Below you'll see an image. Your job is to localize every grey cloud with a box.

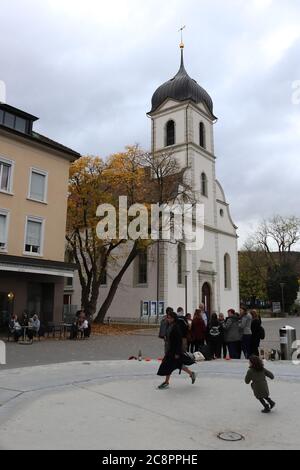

[0,0,300,246]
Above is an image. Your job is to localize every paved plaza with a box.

[1,317,300,370]
[0,359,299,450]
[0,317,299,450]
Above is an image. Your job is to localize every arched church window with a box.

[199,122,206,148]
[166,120,175,147]
[224,253,231,289]
[138,250,148,285]
[201,172,208,197]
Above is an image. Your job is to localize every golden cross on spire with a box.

[178,25,186,49]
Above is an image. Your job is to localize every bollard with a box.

[280,326,297,360]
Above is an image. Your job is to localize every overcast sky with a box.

[1,0,300,247]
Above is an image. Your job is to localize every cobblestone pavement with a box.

[1,317,299,370]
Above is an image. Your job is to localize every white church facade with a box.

[71,46,240,320]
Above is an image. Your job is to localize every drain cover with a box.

[82,362,91,365]
[218,432,244,442]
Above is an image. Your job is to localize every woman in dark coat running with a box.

[245,355,275,413]
[157,311,196,389]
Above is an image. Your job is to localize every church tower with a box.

[147,43,217,228]
[147,42,239,315]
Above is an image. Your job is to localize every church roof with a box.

[149,49,216,119]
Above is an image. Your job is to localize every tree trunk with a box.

[94,242,139,323]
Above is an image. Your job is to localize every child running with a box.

[245,355,276,413]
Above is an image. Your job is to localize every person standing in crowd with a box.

[185,313,193,352]
[251,309,262,356]
[157,310,196,389]
[240,307,253,359]
[191,309,206,352]
[218,313,227,359]
[245,355,275,413]
[198,303,208,327]
[159,307,173,354]
[207,313,222,359]
[224,309,242,359]
[176,307,189,352]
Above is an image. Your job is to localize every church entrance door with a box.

[202,282,211,316]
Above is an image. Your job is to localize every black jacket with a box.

[251,318,262,341]
[167,323,183,357]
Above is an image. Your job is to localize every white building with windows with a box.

[71,45,240,320]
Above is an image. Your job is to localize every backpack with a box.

[209,326,220,337]
[259,326,265,340]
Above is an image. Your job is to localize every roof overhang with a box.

[0,255,77,278]
[147,97,217,122]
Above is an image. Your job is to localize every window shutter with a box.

[26,220,42,247]
[0,214,6,244]
[30,172,45,201]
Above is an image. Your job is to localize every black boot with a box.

[260,398,270,413]
[267,398,276,409]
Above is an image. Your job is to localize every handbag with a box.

[193,351,205,362]
[259,326,265,340]
[181,352,196,366]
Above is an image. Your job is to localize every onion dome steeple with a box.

[149,44,216,119]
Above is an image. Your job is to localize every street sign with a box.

[272,302,281,314]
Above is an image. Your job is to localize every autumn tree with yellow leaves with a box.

[66,145,193,323]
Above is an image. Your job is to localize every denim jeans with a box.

[242,334,252,359]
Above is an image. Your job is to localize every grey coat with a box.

[240,313,252,336]
[245,367,274,399]
[224,316,242,342]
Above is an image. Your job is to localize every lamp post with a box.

[7,292,14,317]
[280,283,286,317]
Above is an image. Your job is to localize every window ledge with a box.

[0,190,14,196]
[23,251,43,258]
[165,144,176,149]
[27,197,48,205]
[135,283,148,288]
